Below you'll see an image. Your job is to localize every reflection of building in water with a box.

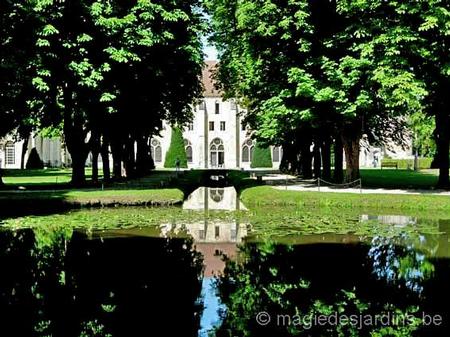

[164,186,248,276]
[161,187,247,277]
[161,221,248,277]
[360,215,417,226]
[183,186,247,211]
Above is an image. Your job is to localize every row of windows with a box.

[198,100,238,114]
[150,138,282,165]
[186,121,247,132]
[208,121,226,131]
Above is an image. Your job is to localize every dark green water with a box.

[0,225,448,337]
[0,187,449,336]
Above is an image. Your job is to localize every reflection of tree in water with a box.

[368,234,437,294]
[214,239,447,337]
[0,227,204,337]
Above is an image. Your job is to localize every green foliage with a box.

[164,128,188,168]
[26,148,44,170]
[409,111,436,157]
[250,142,273,168]
[381,158,433,170]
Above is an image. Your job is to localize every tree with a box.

[0,1,37,187]
[28,0,204,185]
[164,128,188,168]
[207,0,429,182]
[336,0,449,187]
[250,142,272,168]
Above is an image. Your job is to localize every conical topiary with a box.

[250,142,273,168]
[26,147,44,169]
[164,127,188,168]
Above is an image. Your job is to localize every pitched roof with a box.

[202,60,221,97]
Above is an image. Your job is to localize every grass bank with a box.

[0,188,183,217]
[360,169,440,189]
[241,186,450,212]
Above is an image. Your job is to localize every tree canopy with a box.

[207,0,449,185]
[0,0,205,185]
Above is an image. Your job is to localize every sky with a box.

[202,34,218,60]
[204,44,218,60]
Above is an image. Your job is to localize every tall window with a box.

[241,122,246,131]
[5,142,15,165]
[184,139,193,163]
[273,146,282,162]
[242,139,255,163]
[209,121,215,131]
[210,138,225,167]
[151,139,162,163]
[198,100,206,111]
[215,101,220,114]
[230,100,237,111]
[220,121,226,131]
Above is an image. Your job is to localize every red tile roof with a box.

[202,60,221,97]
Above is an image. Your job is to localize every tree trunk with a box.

[91,152,99,183]
[90,133,101,183]
[341,133,361,182]
[21,134,30,169]
[334,137,344,183]
[111,141,122,180]
[63,86,87,186]
[436,112,450,188]
[136,135,153,176]
[313,142,321,178]
[321,138,332,180]
[300,141,313,179]
[124,137,136,179]
[71,152,87,186]
[101,139,111,182]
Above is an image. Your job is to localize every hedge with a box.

[381,157,433,170]
[164,127,188,168]
[250,142,273,168]
[26,148,44,169]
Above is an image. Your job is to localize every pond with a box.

[0,187,448,336]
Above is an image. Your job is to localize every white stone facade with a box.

[151,98,282,170]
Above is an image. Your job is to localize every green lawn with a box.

[0,188,184,217]
[3,168,73,186]
[360,169,440,189]
[2,168,180,190]
[241,185,450,212]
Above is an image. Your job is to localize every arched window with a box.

[184,139,193,163]
[151,139,162,163]
[210,138,224,167]
[242,139,255,163]
[5,142,15,165]
[273,146,282,162]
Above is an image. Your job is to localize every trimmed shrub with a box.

[251,142,273,168]
[164,127,188,168]
[26,148,44,169]
[381,157,433,170]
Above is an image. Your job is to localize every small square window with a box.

[187,122,194,131]
[209,121,215,131]
[241,122,246,131]
[198,101,206,111]
[231,101,237,111]
[220,121,226,131]
[215,102,220,114]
